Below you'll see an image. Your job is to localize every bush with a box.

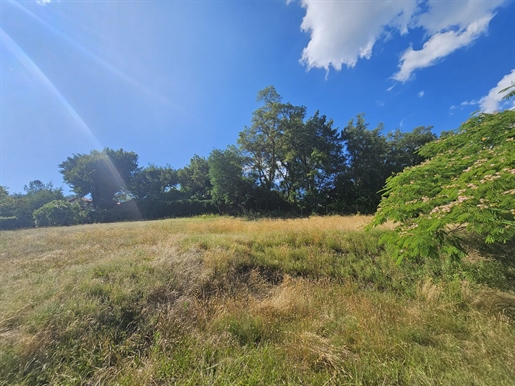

[0,216,18,231]
[33,200,85,227]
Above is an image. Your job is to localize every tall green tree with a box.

[59,148,139,209]
[178,155,212,200]
[282,111,344,211]
[208,147,252,213]
[386,126,436,174]
[238,86,306,193]
[337,114,389,214]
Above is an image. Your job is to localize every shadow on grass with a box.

[461,236,515,293]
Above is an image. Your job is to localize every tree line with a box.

[0,86,436,229]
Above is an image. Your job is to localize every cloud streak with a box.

[393,15,492,82]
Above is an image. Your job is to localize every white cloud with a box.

[295,0,417,71]
[36,0,53,5]
[415,0,505,34]
[478,69,515,113]
[291,0,508,81]
[418,91,425,98]
[393,15,492,82]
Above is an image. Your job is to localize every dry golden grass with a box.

[184,214,387,235]
[1,215,514,385]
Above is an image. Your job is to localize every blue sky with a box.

[1,0,514,194]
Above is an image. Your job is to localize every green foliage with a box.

[282,111,344,211]
[500,82,515,101]
[0,216,18,230]
[338,114,389,214]
[209,147,252,213]
[238,86,345,212]
[59,148,139,209]
[130,164,178,200]
[33,200,86,227]
[238,86,304,193]
[333,116,435,215]
[0,181,64,229]
[0,186,8,199]
[373,111,515,261]
[177,155,212,200]
[386,126,436,173]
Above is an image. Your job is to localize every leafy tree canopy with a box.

[372,111,515,261]
[177,155,212,200]
[59,148,138,209]
[500,83,515,101]
[0,186,9,199]
[0,181,63,229]
[131,164,177,200]
[209,147,251,213]
[238,86,307,193]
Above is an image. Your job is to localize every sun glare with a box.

[1,23,140,217]
[8,0,174,107]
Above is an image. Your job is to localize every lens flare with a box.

[1,27,100,148]
[8,0,173,107]
[1,27,140,217]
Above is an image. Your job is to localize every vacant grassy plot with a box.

[1,216,514,385]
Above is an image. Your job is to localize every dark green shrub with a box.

[0,216,18,230]
[33,200,85,227]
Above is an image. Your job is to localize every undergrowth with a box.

[0,216,513,385]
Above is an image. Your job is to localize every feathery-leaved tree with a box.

[372,111,515,261]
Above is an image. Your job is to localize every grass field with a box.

[1,215,514,385]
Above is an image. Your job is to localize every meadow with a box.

[0,216,514,385]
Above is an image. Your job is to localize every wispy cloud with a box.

[393,15,492,82]
[36,0,54,5]
[418,91,425,98]
[291,0,507,81]
[450,100,479,110]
